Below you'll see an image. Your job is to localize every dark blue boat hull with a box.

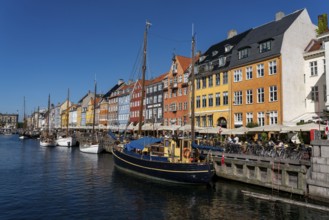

[112,149,215,184]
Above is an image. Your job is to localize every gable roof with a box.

[103,81,124,98]
[230,9,304,68]
[176,55,192,72]
[197,29,252,70]
[148,72,168,86]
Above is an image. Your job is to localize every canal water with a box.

[0,135,328,220]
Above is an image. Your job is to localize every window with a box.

[158,108,162,118]
[324,59,326,73]
[218,57,226,66]
[208,115,213,127]
[234,91,242,105]
[196,117,200,127]
[238,48,248,59]
[183,102,188,110]
[208,94,213,107]
[223,92,228,105]
[269,60,277,75]
[269,111,278,125]
[311,86,319,101]
[324,85,327,102]
[196,79,201,89]
[223,72,228,84]
[158,84,162,90]
[257,112,265,126]
[257,88,264,103]
[183,88,187,95]
[246,89,253,104]
[196,96,201,108]
[246,112,253,124]
[310,61,318,76]
[208,76,213,87]
[234,113,243,125]
[178,103,182,111]
[225,45,232,52]
[259,40,271,53]
[202,116,207,127]
[158,94,162,102]
[215,93,220,106]
[269,86,277,102]
[257,64,264,77]
[234,69,242,82]
[178,75,182,83]
[178,88,182,96]
[202,95,207,107]
[246,66,252,80]
[215,73,220,85]
[202,77,207,88]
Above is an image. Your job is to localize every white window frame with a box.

[257,64,264,78]
[269,85,278,102]
[246,89,253,104]
[257,87,265,103]
[246,66,252,80]
[269,60,277,75]
[234,69,242,82]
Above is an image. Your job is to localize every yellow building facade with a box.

[194,71,230,128]
[230,57,282,128]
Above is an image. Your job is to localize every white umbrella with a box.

[222,126,249,135]
[282,123,326,132]
[199,126,227,134]
[248,124,288,132]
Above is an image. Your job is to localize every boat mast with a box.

[23,96,26,130]
[138,20,151,137]
[47,94,50,133]
[191,33,196,144]
[66,88,69,137]
[92,80,97,139]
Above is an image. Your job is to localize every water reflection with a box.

[1,135,329,219]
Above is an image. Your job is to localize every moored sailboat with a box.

[40,94,56,147]
[56,89,77,147]
[112,21,215,184]
[79,80,103,154]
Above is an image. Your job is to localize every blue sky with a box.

[0,0,328,120]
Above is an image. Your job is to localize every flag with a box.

[221,153,225,165]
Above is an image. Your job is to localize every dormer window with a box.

[259,40,272,53]
[212,50,218,57]
[199,56,206,62]
[218,56,226,67]
[172,63,177,72]
[238,48,249,60]
[225,44,233,52]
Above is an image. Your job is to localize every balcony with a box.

[163,84,169,91]
[172,68,177,75]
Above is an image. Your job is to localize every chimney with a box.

[275,11,285,21]
[118,79,124,85]
[227,29,237,39]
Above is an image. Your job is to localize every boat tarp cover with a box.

[125,137,163,151]
[108,130,117,141]
[192,142,223,152]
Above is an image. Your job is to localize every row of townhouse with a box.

[26,9,329,131]
[193,9,329,129]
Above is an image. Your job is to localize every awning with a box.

[125,137,163,151]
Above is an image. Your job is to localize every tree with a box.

[316,14,328,35]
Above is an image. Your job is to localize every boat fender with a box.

[183,148,191,158]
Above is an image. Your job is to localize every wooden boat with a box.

[112,137,215,184]
[40,94,56,147]
[112,21,214,184]
[79,81,103,154]
[56,89,76,147]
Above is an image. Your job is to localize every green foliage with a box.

[261,132,268,142]
[246,122,258,128]
[316,14,328,35]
